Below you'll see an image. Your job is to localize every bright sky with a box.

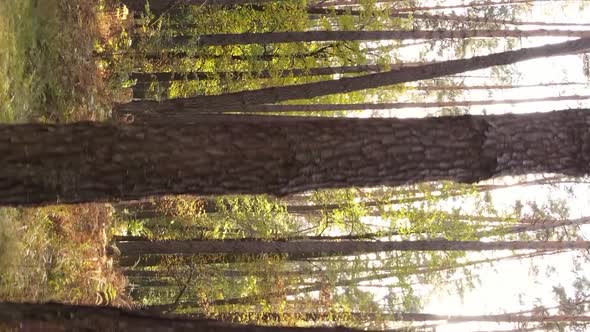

[361,1,590,331]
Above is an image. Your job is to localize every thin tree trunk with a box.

[385,0,553,13]
[491,216,590,236]
[307,7,590,28]
[130,63,421,83]
[136,43,335,62]
[202,311,385,323]
[116,37,590,117]
[118,255,169,268]
[207,249,560,279]
[117,248,349,268]
[115,177,563,219]
[123,269,162,278]
[130,279,176,287]
[203,311,590,324]
[285,176,568,215]
[0,302,369,332]
[153,249,564,311]
[168,29,590,47]
[120,0,277,13]
[116,239,590,256]
[162,271,400,309]
[139,51,283,62]
[4,107,590,205]
[411,82,589,91]
[218,95,590,113]
[472,327,541,332]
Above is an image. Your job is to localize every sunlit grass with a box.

[0,0,109,123]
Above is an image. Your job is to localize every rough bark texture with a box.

[116,38,590,116]
[0,302,367,332]
[3,109,590,205]
[170,29,590,46]
[116,239,590,256]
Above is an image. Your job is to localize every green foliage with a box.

[120,0,407,110]
[213,196,296,239]
[309,188,372,235]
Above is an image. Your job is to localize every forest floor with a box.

[0,0,131,306]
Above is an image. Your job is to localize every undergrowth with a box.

[0,0,130,306]
[0,205,128,306]
[0,0,110,123]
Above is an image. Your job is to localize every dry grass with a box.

[42,204,131,306]
[0,204,131,307]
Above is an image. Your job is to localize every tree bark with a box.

[120,0,277,13]
[307,8,590,28]
[150,249,564,311]
[130,63,420,83]
[411,82,588,91]
[114,177,562,218]
[154,271,399,310]
[491,217,590,236]
[168,29,590,47]
[116,37,590,116]
[204,311,590,324]
[0,302,369,332]
[117,248,346,268]
[116,239,590,256]
[136,43,336,62]
[212,95,590,113]
[386,0,553,13]
[3,109,590,205]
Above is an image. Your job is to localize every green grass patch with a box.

[0,0,108,123]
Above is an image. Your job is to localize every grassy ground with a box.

[0,205,128,305]
[0,0,130,306]
[0,0,114,123]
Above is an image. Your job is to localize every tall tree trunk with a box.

[130,63,421,83]
[116,239,590,256]
[168,29,590,47]
[116,38,590,117]
[120,0,277,13]
[212,95,590,114]
[386,0,553,13]
[204,311,590,324]
[117,247,347,268]
[136,43,335,62]
[0,302,367,332]
[123,269,162,278]
[307,8,590,28]
[156,271,400,310]
[491,217,590,236]
[115,177,563,219]
[3,108,590,205]
[411,82,589,91]
[151,249,564,311]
